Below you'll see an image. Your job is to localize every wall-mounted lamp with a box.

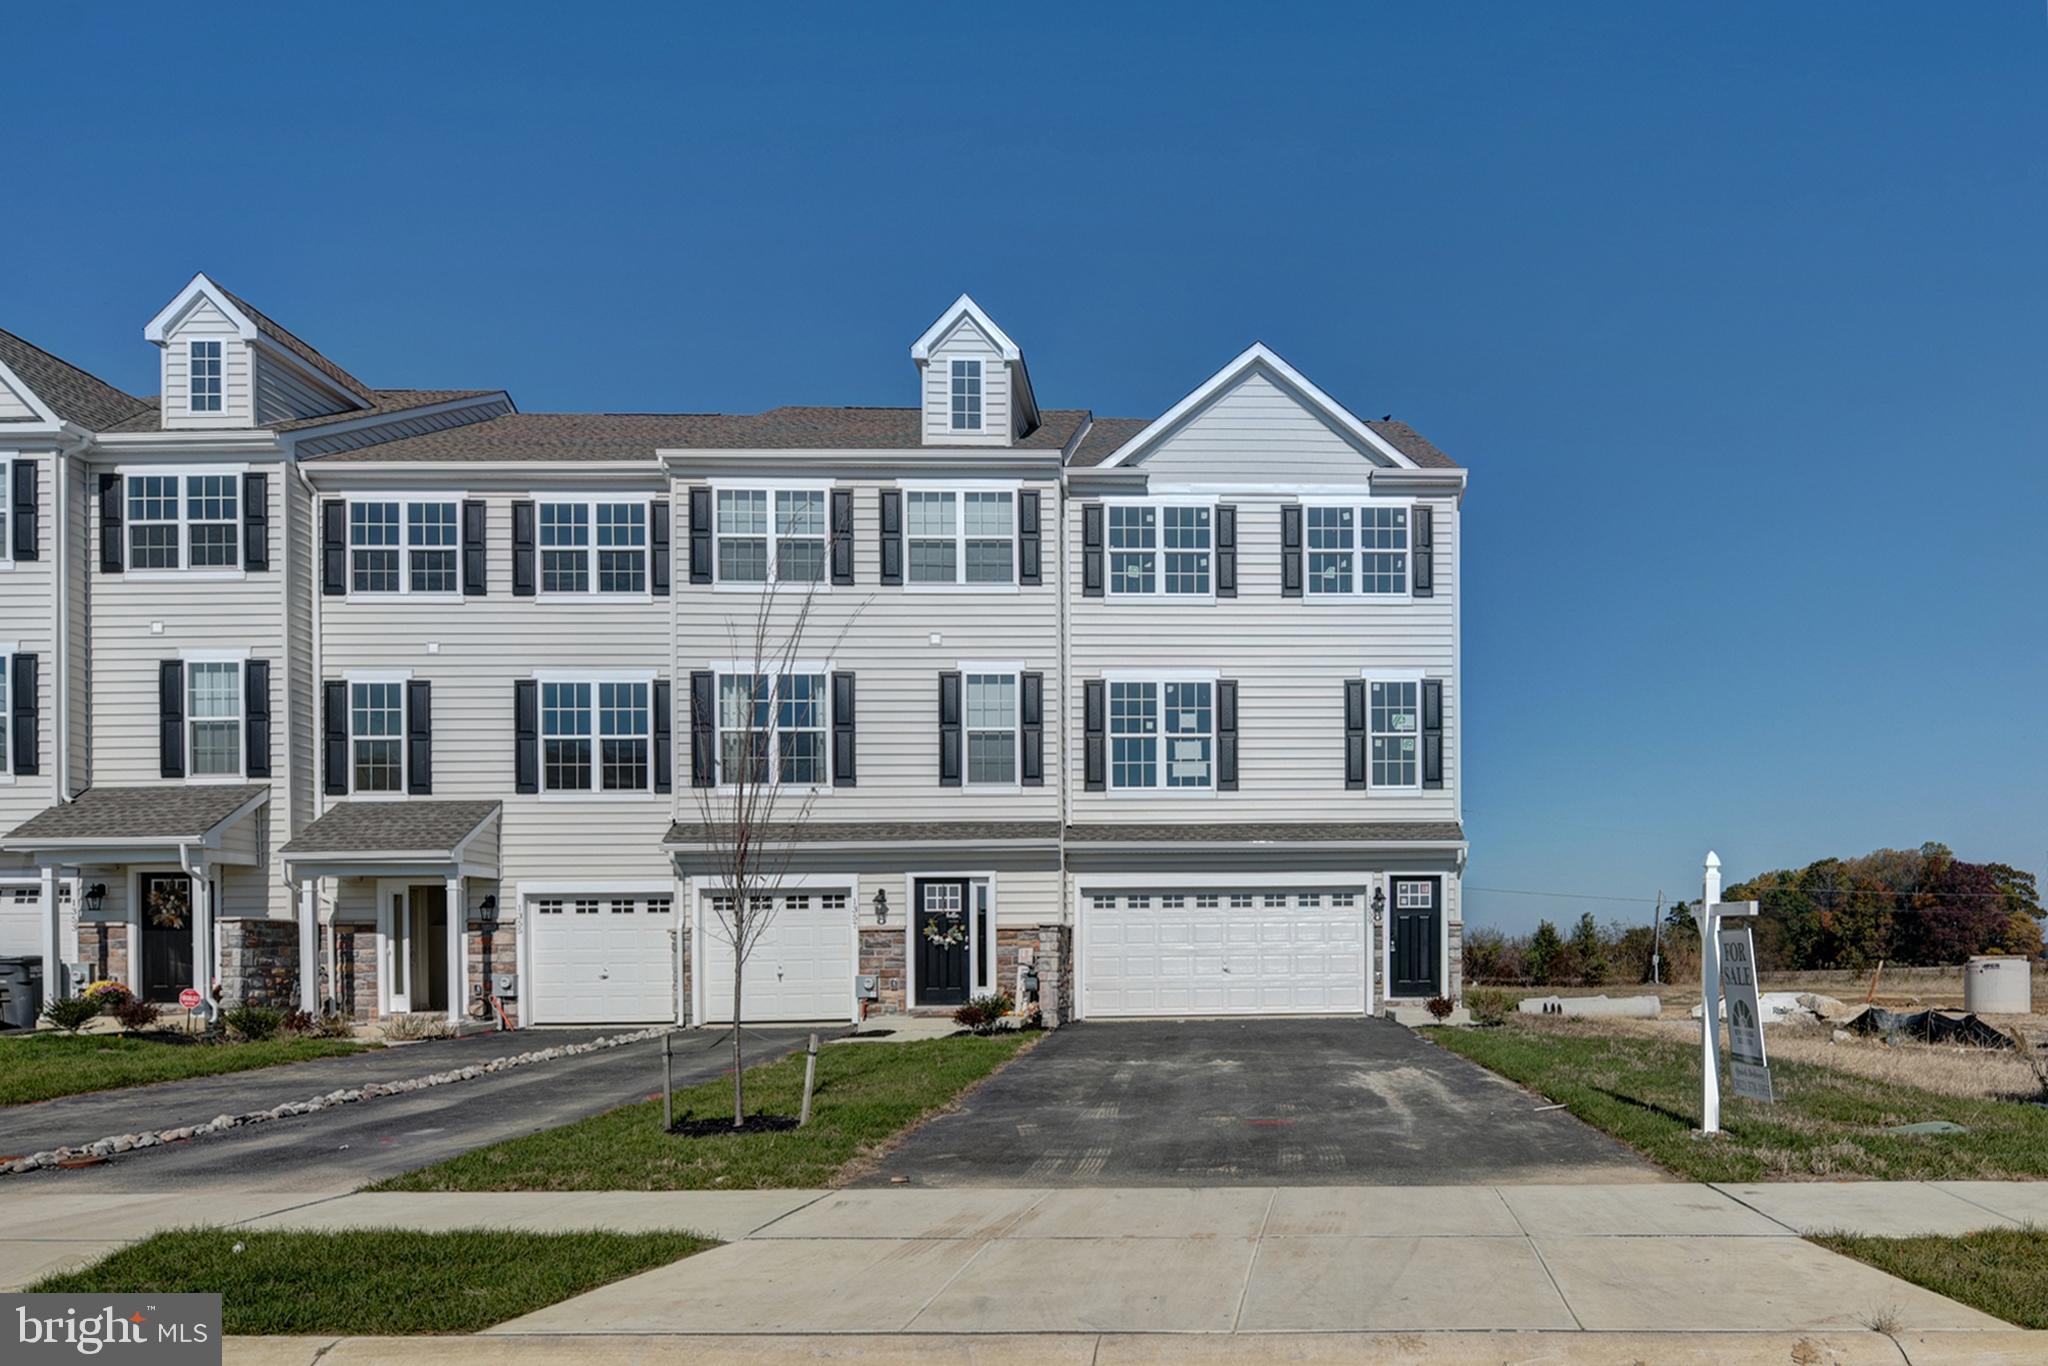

[479,894,498,920]
[81,883,107,916]
[872,888,890,926]
[1371,886,1385,928]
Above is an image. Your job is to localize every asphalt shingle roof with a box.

[665,821,1061,846]
[0,329,151,432]
[1066,414,1458,470]
[5,785,269,844]
[215,284,375,403]
[281,801,500,856]
[1065,822,1466,844]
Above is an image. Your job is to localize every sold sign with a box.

[179,987,202,1010]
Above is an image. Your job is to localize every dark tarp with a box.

[1842,1006,2015,1049]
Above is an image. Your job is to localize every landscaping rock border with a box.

[3,1026,670,1176]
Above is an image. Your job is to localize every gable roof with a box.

[4,784,268,845]
[909,294,1022,362]
[144,273,375,407]
[282,800,500,857]
[0,328,151,431]
[214,283,375,404]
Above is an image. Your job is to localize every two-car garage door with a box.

[1082,888,1369,1017]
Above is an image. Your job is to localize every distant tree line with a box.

[1464,843,2044,987]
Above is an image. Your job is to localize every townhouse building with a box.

[0,279,1467,1029]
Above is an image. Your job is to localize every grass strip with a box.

[0,1034,366,1108]
[1812,1228,2048,1328]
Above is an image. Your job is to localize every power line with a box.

[1466,882,2038,910]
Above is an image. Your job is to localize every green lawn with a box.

[0,1033,368,1107]
[374,1033,1033,1191]
[30,1228,710,1335]
[1812,1229,2048,1329]
[1431,1020,2048,1182]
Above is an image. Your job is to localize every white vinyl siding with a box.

[159,296,253,429]
[920,317,1011,445]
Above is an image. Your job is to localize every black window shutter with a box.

[407,679,433,795]
[1344,680,1366,790]
[513,679,539,793]
[1083,679,1105,791]
[244,660,271,779]
[462,499,487,596]
[1281,504,1303,598]
[10,653,36,777]
[1214,505,1236,598]
[99,472,123,573]
[830,489,854,585]
[1421,678,1444,789]
[1081,504,1104,597]
[322,680,347,795]
[937,672,962,786]
[1412,505,1435,598]
[1017,490,1041,586]
[12,460,37,563]
[511,501,536,597]
[879,490,903,585]
[831,671,856,786]
[1020,671,1044,786]
[242,473,268,571]
[688,487,713,585]
[321,499,346,596]
[650,498,671,596]
[160,661,185,779]
[689,670,716,787]
[1216,679,1238,791]
[653,679,673,794]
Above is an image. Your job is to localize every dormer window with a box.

[189,340,223,413]
[950,360,982,432]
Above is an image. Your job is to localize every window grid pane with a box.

[408,502,458,593]
[189,340,223,412]
[351,681,403,792]
[965,674,1017,784]
[950,359,982,431]
[188,662,242,776]
[1108,681,1158,789]
[541,681,593,790]
[716,490,768,583]
[1161,506,1211,595]
[1370,680,1420,788]
[185,475,239,568]
[351,502,400,593]
[598,681,650,790]
[1108,505,1156,594]
[128,476,181,570]
[1163,681,1213,787]
[774,490,825,583]
[539,504,590,594]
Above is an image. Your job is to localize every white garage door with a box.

[1082,888,1368,1017]
[528,893,677,1025]
[0,885,41,957]
[698,891,852,1023]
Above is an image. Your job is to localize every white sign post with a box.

[1717,924,1773,1103]
[1697,851,1762,1134]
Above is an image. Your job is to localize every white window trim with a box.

[345,494,464,600]
[188,338,224,415]
[707,482,833,592]
[0,454,12,569]
[961,670,1023,790]
[710,667,833,796]
[345,671,414,800]
[534,495,651,600]
[949,357,984,433]
[0,638,16,782]
[1360,669,1426,794]
[1103,673,1219,797]
[182,653,247,784]
[1102,496,1218,602]
[532,672,660,800]
[1300,495,1417,600]
[118,465,251,580]
[903,485,1021,592]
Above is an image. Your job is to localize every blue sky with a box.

[10,3,2046,931]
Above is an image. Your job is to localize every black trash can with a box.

[0,956,43,1030]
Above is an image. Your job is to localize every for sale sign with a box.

[1716,925,1774,1103]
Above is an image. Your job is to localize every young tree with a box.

[1526,919,1564,986]
[1569,912,1608,986]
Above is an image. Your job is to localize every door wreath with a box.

[921,913,967,948]
[146,883,190,930]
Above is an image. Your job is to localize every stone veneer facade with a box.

[78,922,128,987]
[220,919,301,1009]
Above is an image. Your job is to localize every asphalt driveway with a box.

[3,1025,823,1192]
[865,1018,1661,1187]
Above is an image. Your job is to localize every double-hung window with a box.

[350,681,404,792]
[125,473,240,571]
[541,679,654,793]
[0,660,8,773]
[950,359,982,431]
[1307,503,1408,595]
[189,340,223,413]
[188,661,243,777]
[1108,502,1211,596]
[908,489,1014,585]
[539,499,647,595]
[964,673,1018,784]
[350,500,458,594]
[716,672,827,785]
[1369,679,1420,788]
[715,488,826,584]
[1108,679,1214,791]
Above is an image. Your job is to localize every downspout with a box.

[52,433,90,804]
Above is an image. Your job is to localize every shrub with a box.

[315,1012,359,1039]
[221,1004,285,1042]
[114,998,164,1032]
[41,995,101,1033]
[952,992,1015,1035]
[1466,988,1512,1026]
[1425,995,1456,1022]
[1526,920,1565,985]
[84,979,134,1014]
[383,1012,454,1041]
[281,1008,316,1035]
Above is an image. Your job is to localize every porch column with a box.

[298,879,319,1016]
[39,863,61,1001]
[445,874,466,1025]
[191,862,214,1019]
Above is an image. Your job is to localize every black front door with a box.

[1390,877,1441,998]
[915,878,971,1006]
[138,873,194,1003]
